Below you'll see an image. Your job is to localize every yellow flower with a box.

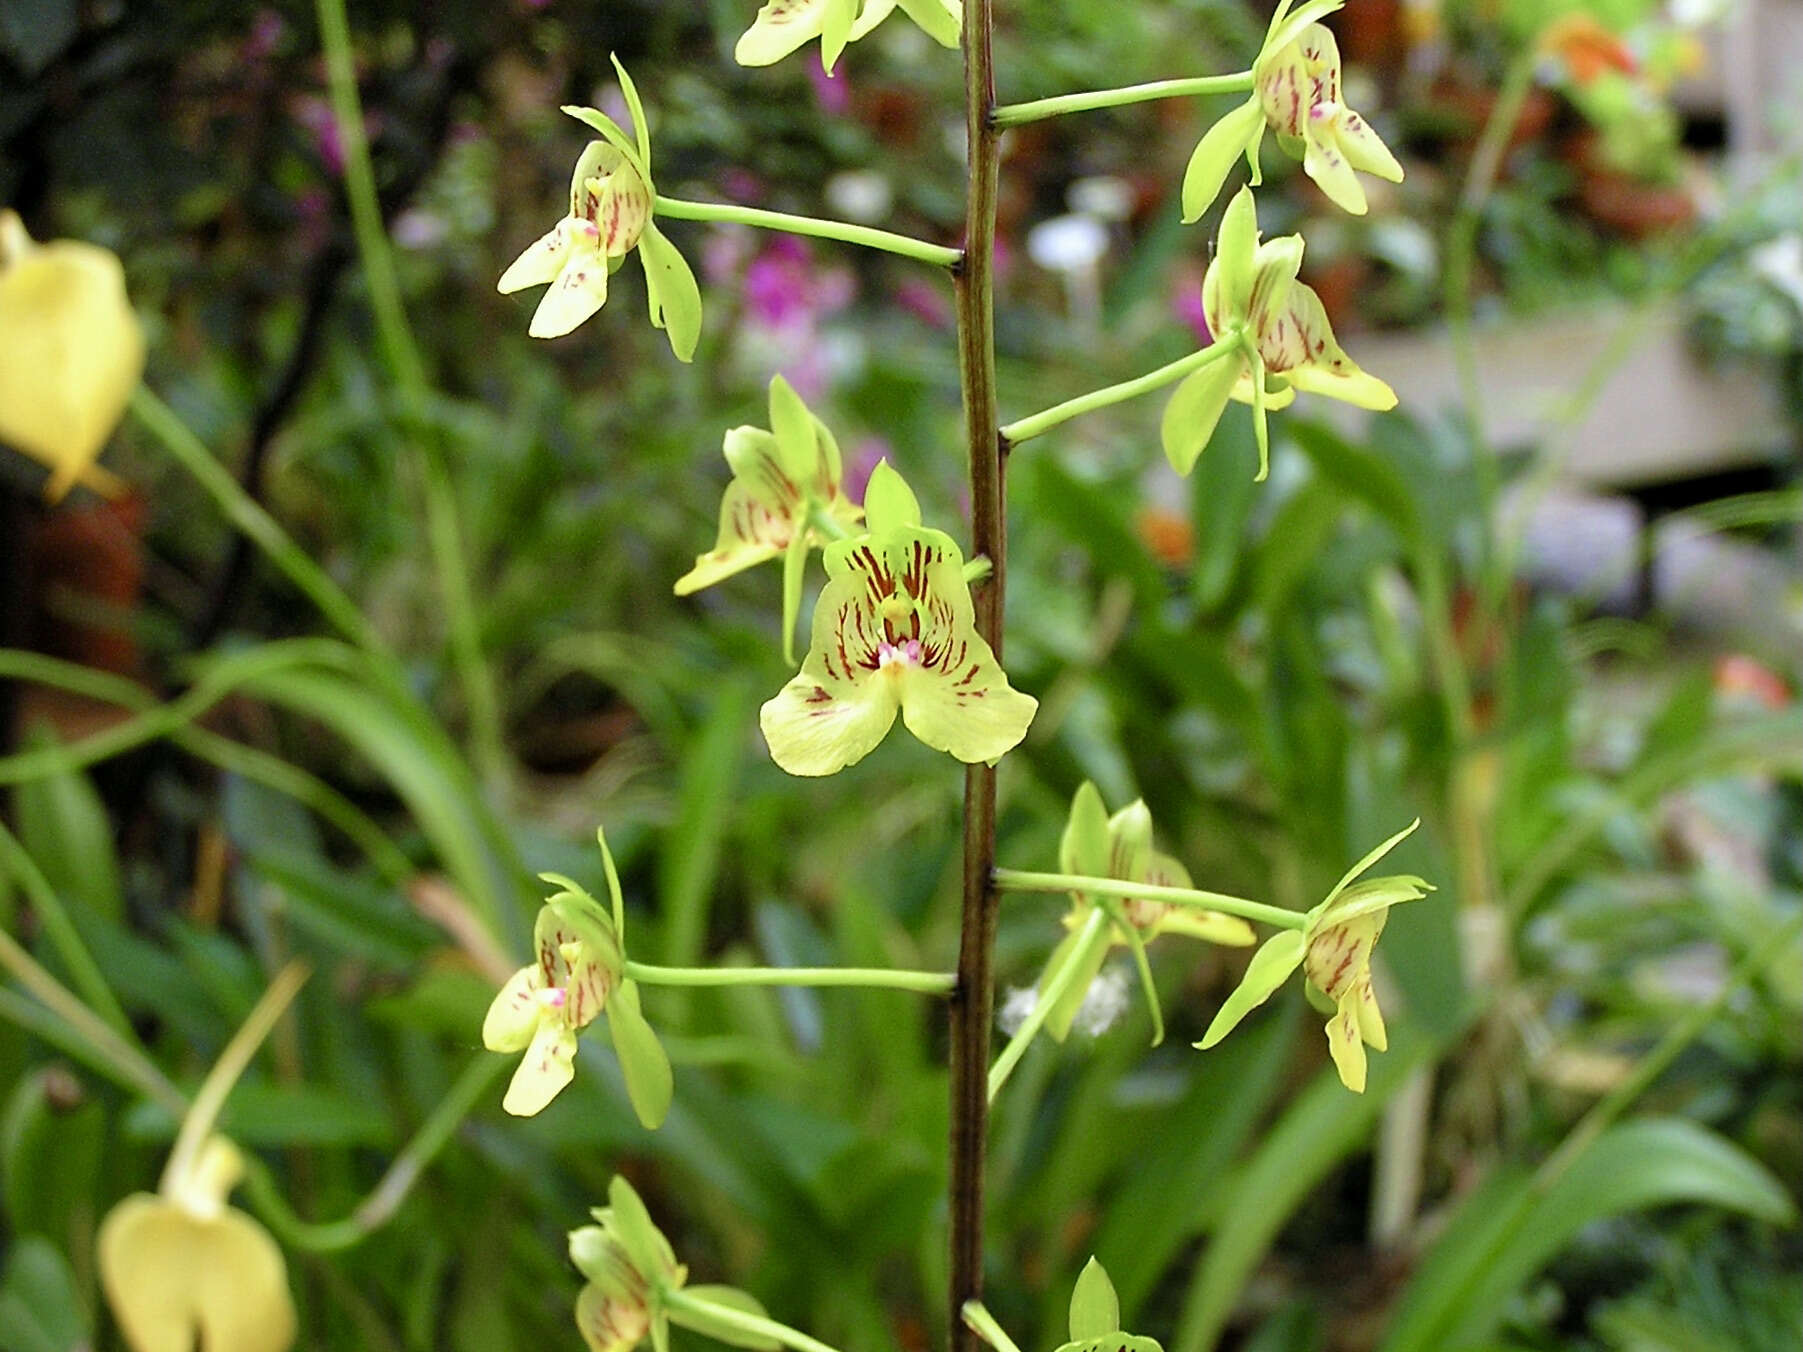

[0,210,143,501]
[99,1136,297,1352]
[1197,820,1431,1091]
[735,0,961,74]
[497,60,701,358]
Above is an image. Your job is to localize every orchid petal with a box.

[861,459,922,534]
[735,0,832,66]
[1197,929,1305,1048]
[502,1019,578,1117]
[529,252,609,339]
[1161,350,1243,475]
[497,221,572,294]
[1336,109,1403,182]
[893,0,963,47]
[638,222,702,362]
[482,965,544,1053]
[606,980,673,1130]
[1181,98,1263,224]
[760,631,902,779]
[1303,129,1368,214]
[1058,781,1112,880]
[1324,1000,1369,1091]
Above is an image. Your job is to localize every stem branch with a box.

[655,196,962,268]
[1001,339,1239,446]
[992,868,1304,930]
[625,960,956,994]
[993,72,1252,127]
[664,1289,845,1352]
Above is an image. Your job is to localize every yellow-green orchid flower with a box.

[571,1177,781,1352]
[99,1137,297,1352]
[1161,186,1395,479]
[675,374,863,663]
[1181,1,1403,220]
[483,828,673,1125]
[1054,1259,1163,1352]
[498,58,701,358]
[759,462,1036,776]
[0,209,142,501]
[1197,820,1432,1092]
[1035,783,1255,1046]
[97,964,307,1352]
[735,0,962,74]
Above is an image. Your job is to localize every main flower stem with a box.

[950,3,1003,1350]
[624,960,956,994]
[992,72,1252,127]
[1000,338,1240,446]
[986,906,1109,1101]
[992,868,1305,930]
[655,196,963,268]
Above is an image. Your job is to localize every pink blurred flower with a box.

[843,438,889,506]
[808,55,851,115]
[1173,285,1211,344]
[895,276,953,329]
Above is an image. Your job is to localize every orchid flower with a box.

[498,58,701,358]
[1198,820,1432,1092]
[760,461,1037,776]
[1034,782,1255,1047]
[0,210,142,501]
[1054,1259,1163,1352]
[1181,1,1403,220]
[483,827,673,1125]
[571,1177,782,1352]
[735,0,962,74]
[675,374,863,662]
[98,966,307,1352]
[1161,187,1395,479]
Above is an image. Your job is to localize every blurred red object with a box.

[1713,654,1790,710]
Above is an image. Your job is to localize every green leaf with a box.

[0,1237,87,1352]
[639,223,703,363]
[1069,1257,1121,1340]
[607,980,674,1130]
[1380,1118,1797,1352]
[1187,410,1260,612]
[670,1286,782,1350]
[11,724,124,923]
[1173,1028,1437,1352]
[2,1069,103,1243]
[658,683,751,999]
[1162,350,1242,477]
[1285,421,1423,550]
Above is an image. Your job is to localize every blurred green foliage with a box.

[2,3,1799,1352]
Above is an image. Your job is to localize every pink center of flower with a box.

[878,639,923,671]
[537,986,567,1012]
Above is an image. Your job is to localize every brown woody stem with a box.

[949,3,1003,1351]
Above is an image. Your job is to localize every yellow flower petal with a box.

[98,1195,296,1352]
[0,213,144,502]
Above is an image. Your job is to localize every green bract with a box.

[570,1177,781,1352]
[675,374,863,663]
[1197,819,1433,1092]
[735,0,962,73]
[1036,783,1255,1047]
[483,827,673,1125]
[1162,187,1395,480]
[497,58,702,359]
[1181,1,1402,221]
[759,463,1036,776]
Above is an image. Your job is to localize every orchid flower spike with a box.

[483,827,673,1125]
[498,58,701,358]
[570,1176,782,1352]
[0,209,143,501]
[1198,819,1433,1092]
[675,374,863,662]
[1182,1,1403,220]
[1162,187,1396,480]
[735,0,962,74]
[760,461,1037,776]
[1034,783,1255,1048]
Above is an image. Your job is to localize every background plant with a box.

[2,3,1799,1352]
